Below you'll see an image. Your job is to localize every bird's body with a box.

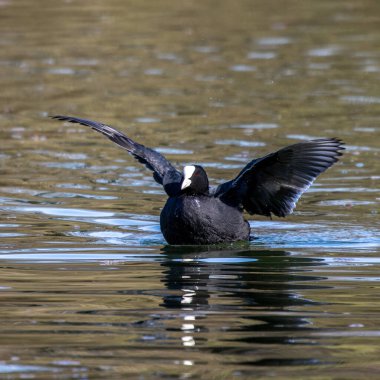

[161,195,250,245]
[52,115,344,245]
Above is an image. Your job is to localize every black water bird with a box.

[52,116,344,245]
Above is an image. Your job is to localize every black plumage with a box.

[215,138,344,217]
[52,115,182,196]
[52,116,344,245]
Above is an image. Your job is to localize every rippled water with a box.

[1,0,380,378]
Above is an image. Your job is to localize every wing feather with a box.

[215,138,345,217]
[52,115,182,195]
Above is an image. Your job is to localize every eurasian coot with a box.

[52,115,344,245]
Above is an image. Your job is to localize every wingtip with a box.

[332,137,345,147]
[314,137,345,156]
[50,115,72,121]
[332,137,346,156]
[50,115,89,127]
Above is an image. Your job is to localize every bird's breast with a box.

[160,195,250,245]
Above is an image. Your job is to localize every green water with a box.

[0,0,379,378]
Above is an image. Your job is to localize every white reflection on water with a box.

[256,37,292,46]
[229,64,256,72]
[0,363,60,374]
[308,45,342,57]
[8,206,114,218]
[0,252,160,263]
[232,123,279,130]
[215,139,266,147]
[247,51,277,59]
[341,95,380,104]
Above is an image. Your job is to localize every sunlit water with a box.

[1,0,380,379]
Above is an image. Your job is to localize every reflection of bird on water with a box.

[159,247,327,350]
[160,247,325,309]
[53,115,344,245]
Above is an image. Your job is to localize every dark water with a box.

[1,0,380,378]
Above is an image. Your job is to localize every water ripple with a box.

[247,51,277,59]
[256,37,292,46]
[341,95,380,104]
[215,139,266,147]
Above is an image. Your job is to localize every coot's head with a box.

[181,165,209,195]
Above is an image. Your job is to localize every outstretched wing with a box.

[52,115,182,195]
[214,138,345,217]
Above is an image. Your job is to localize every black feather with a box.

[52,115,345,244]
[215,138,345,217]
[52,115,182,195]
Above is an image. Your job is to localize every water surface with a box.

[0,0,379,379]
